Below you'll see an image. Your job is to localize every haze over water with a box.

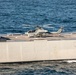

[0,0,76,75]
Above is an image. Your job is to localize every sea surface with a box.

[0,61,76,75]
[0,0,76,75]
[0,0,76,34]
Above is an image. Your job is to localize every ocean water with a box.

[0,0,76,34]
[0,0,76,75]
[0,61,76,75]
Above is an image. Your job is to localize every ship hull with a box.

[0,40,76,63]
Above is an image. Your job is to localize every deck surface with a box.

[0,33,76,41]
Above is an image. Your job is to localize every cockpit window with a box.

[28,30,36,33]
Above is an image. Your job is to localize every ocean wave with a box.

[66,60,76,63]
[0,61,76,75]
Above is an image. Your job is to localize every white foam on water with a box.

[22,24,32,28]
[66,60,76,63]
[43,24,54,28]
